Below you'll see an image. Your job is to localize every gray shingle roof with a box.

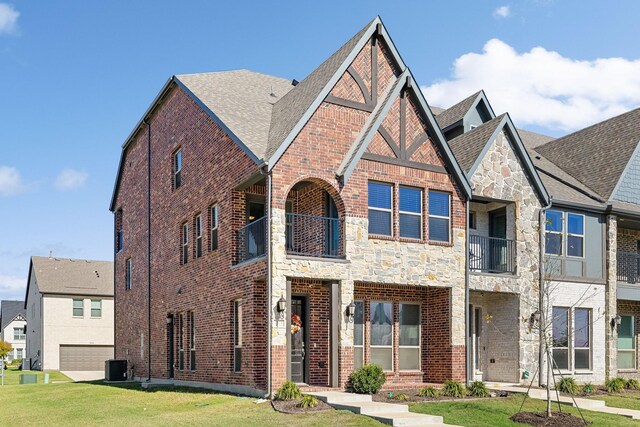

[30,257,113,297]
[0,300,25,330]
[448,114,504,172]
[176,70,294,160]
[434,91,481,130]
[518,128,555,149]
[536,107,640,200]
[430,106,445,115]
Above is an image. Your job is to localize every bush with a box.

[392,393,408,401]
[557,377,579,395]
[418,386,439,398]
[276,381,301,400]
[297,394,318,408]
[441,380,466,398]
[581,382,593,395]
[606,377,626,393]
[467,380,490,397]
[348,364,386,394]
[626,378,640,390]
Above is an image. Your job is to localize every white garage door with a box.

[59,345,114,371]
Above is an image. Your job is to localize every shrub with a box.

[418,386,439,398]
[467,380,490,397]
[605,377,626,393]
[441,380,466,398]
[297,394,318,408]
[392,393,408,401]
[348,364,386,394]
[581,382,593,395]
[557,377,579,395]
[276,381,301,400]
[626,378,640,390]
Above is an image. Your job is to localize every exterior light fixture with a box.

[530,310,541,324]
[347,301,356,322]
[611,314,622,329]
[277,296,286,320]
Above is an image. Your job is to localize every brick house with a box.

[110,17,476,396]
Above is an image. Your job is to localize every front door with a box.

[290,296,307,384]
[167,315,174,379]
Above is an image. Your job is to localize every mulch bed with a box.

[511,411,591,426]
[271,398,333,414]
[371,388,500,403]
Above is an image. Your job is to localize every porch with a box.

[468,200,517,275]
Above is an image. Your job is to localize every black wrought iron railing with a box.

[236,216,266,263]
[286,213,345,258]
[618,252,640,284]
[469,234,516,274]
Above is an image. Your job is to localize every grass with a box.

[589,391,640,411]
[410,393,640,427]
[0,367,71,385]
[0,381,384,426]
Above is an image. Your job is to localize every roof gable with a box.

[0,300,25,330]
[435,90,495,132]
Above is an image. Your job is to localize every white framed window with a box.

[91,299,102,318]
[428,191,450,242]
[567,213,585,258]
[574,308,591,370]
[399,186,422,239]
[181,223,189,264]
[368,182,393,236]
[13,327,25,340]
[16,348,23,359]
[210,204,219,251]
[551,306,569,370]
[125,258,132,290]
[233,299,242,372]
[399,303,420,371]
[552,306,592,372]
[189,311,196,370]
[545,210,563,255]
[370,301,393,371]
[353,301,364,370]
[173,149,182,189]
[72,299,84,318]
[195,214,203,258]
[618,315,636,370]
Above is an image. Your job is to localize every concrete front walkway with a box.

[62,371,104,382]
[309,391,461,426]
[491,385,640,420]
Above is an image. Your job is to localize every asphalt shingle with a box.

[30,257,114,297]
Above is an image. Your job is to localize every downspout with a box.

[465,200,471,385]
[538,197,552,387]
[144,119,152,382]
[260,165,272,397]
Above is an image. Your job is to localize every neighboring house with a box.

[24,256,114,371]
[0,300,27,362]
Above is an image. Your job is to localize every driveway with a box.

[62,371,104,382]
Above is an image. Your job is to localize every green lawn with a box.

[589,391,640,411]
[410,393,640,427]
[0,381,383,426]
[0,367,71,385]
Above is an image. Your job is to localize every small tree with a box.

[0,341,12,359]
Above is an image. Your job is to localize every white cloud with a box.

[493,5,511,19]
[0,3,19,35]
[422,39,640,133]
[0,166,26,196]
[55,169,88,190]
[0,274,26,301]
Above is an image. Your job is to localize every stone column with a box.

[605,214,618,380]
[339,279,355,387]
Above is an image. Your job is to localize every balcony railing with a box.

[237,216,266,263]
[286,213,344,258]
[618,251,640,284]
[469,234,516,274]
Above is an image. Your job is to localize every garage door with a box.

[59,345,114,371]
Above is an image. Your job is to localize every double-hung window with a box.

[91,299,102,318]
[399,187,422,239]
[181,223,189,264]
[233,300,242,372]
[173,149,182,189]
[13,327,25,340]
[368,182,393,236]
[125,258,132,290]
[545,210,563,255]
[551,306,569,370]
[552,306,592,371]
[370,302,393,371]
[545,211,585,258]
[210,204,219,251]
[428,191,450,242]
[195,214,203,258]
[189,311,196,370]
[353,301,364,370]
[73,299,84,317]
[574,308,590,370]
[567,214,584,257]
[399,304,420,370]
[618,315,636,370]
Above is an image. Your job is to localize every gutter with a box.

[538,196,552,387]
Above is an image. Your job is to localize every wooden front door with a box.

[290,296,307,384]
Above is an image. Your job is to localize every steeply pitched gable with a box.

[435,90,495,132]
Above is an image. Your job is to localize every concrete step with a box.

[333,401,409,414]
[308,391,372,403]
[368,411,444,426]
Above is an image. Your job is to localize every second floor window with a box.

[13,327,25,340]
[91,300,102,318]
[73,299,84,317]
[210,204,218,251]
[173,149,182,189]
[181,223,189,264]
[428,191,450,242]
[368,182,392,236]
[195,214,202,258]
[399,186,422,239]
[545,211,585,258]
[116,209,123,252]
[125,258,132,290]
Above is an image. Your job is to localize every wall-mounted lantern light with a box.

[347,301,356,323]
[611,314,622,330]
[277,296,286,320]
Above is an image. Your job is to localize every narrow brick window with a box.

[233,299,242,372]
[181,223,189,264]
[368,181,393,236]
[177,313,184,370]
[353,301,364,370]
[189,311,196,370]
[115,209,123,252]
[210,204,218,251]
[125,258,132,290]
[428,191,450,242]
[195,214,202,258]
[173,149,182,189]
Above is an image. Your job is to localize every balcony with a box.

[469,234,516,274]
[237,216,266,263]
[286,213,345,259]
[618,252,640,284]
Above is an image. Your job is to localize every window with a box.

[574,308,590,370]
[189,311,196,370]
[567,214,584,258]
[234,300,242,372]
[210,204,219,251]
[173,149,182,189]
[195,214,202,258]
[125,258,132,290]
[16,348,23,359]
[368,182,392,236]
[618,315,636,370]
[545,210,563,255]
[399,304,420,371]
[399,186,422,239]
[13,327,25,340]
[91,300,102,318]
[551,307,569,370]
[177,313,184,370]
[429,191,450,242]
[370,302,393,371]
[73,299,84,317]
[181,223,189,264]
[353,301,364,370]
[116,209,123,252]
[469,211,477,230]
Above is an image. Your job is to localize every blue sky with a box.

[1,1,640,301]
